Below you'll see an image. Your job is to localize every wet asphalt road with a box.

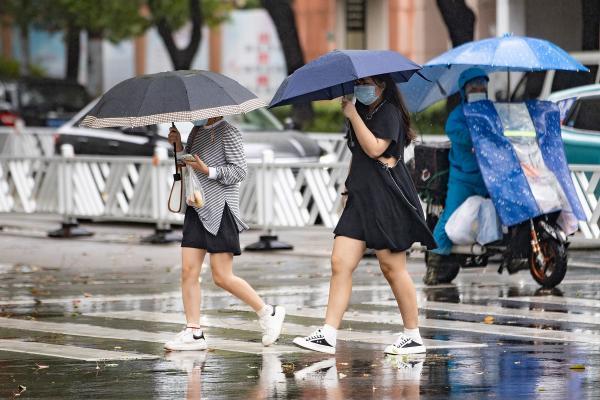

[0,219,599,399]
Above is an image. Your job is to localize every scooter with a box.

[412,100,584,289]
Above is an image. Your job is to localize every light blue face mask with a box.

[354,85,380,105]
[193,119,208,127]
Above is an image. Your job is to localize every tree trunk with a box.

[87,35,104,96]
[65,26,80,81]
[19,23,30,75]
[262,0,313,129]
[582,0,600,51]
[436,0,475,47]
[151,0,203,70]
[436,0,476,110]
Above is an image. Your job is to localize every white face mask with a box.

[467,92,487,103]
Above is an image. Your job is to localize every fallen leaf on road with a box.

[282,362,295,374]
[483,316,494,324]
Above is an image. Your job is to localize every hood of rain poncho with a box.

[458,67,489,102]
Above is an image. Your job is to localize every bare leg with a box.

[376,250,419,329]
[210,252,265,312]
[324,236,366,328]
[181,247,207,326]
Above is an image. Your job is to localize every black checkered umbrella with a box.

[81,70,265,128]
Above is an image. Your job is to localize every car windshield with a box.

[565,96,600,131]
[19,81,90,112]
[551,66,598,92]
[226,108,284,131]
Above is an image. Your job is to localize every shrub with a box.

[272,98,451,136]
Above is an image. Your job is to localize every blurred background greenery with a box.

[271,99,448,135]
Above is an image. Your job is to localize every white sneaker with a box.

[384,333,426,355]
[165,351,207,374]
[259,305,286,346]
[164,327,208,351]
[293,328,336,354]
[294,358,338,389]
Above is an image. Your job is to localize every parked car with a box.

[501,51,600,102]
[0,77,91,127]
[53,99,324,162]
[547,84,600,165]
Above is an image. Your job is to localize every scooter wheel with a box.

[529,237,567,288]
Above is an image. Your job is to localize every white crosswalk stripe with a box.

[361,299,600,325]
[0,339,158,361]
[87,310,485,350]
[1,293,600,361]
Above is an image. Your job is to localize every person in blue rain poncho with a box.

[424,68,490,285]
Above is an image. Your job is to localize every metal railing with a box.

[1,127,599,241]
[0,146,349,232]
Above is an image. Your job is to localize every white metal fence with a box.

[0,149,349,231]
[1,127,600,240]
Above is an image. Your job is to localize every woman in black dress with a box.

[293,74,436,355]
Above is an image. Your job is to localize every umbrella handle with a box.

[172,122,181,181]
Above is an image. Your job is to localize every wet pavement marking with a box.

[281,308,600,344]
[567,261,600,269]
[87,310,486,350]
[499,296,600,309]
[362,300,600,325]
[0,317,307,355]
[0,339,158,361]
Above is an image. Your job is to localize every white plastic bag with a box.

[185,165,205,208]
[477,198,502,245]
[445,196,484,245]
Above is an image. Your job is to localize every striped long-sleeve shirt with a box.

[181,120,249,235]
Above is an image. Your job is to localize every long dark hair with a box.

[372,73,415,147]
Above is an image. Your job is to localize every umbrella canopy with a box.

[81,70,266,128]
[269,50,421,107]
[400,34,589,112]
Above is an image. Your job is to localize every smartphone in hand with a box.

[179,154,196,162]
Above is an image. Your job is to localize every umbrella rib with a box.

[132,78,156,127]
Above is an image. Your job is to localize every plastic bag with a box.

[185,165,205,208]
[557,209,579,235]
[477,198,502,245]
[445,196,484,245]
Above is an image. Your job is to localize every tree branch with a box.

[436,0,475,47]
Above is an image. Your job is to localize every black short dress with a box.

[333,100,436,252]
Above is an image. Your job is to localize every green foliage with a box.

[411,100,449,136]
[271,99,451,135]
[148,0,234,29]
[0,57,45,78]
[0,56,20,78]
[39,0,149,42]
[271,101,346,133]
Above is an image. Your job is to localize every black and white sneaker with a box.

[293,328,336,354]
[164,327,208,351]
[294,358,338,389]
[384,334,426,355]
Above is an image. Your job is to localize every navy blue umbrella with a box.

[269,50,421,107]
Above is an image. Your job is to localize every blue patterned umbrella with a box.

[400,34,589,112]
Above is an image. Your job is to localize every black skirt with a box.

[181,205,242,256]
[334,161,436,253]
